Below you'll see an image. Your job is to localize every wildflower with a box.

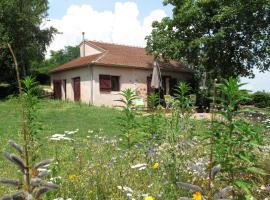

[192,192,202,200]
[117,186,123,190]
[144,196,155,200]
[123,186,133,194]
[131,163,147,170]
[152,162,159,169]
[68,175,78,181]
[50,134,73,141]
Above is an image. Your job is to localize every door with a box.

[53,80,62,99]
[63,79,67,99]
[73,77,81,101]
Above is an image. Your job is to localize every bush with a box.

[252,91,270,108]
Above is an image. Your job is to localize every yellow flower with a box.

[152,162,159,169]
[144,196,155,200]
[192,192,202,200]
[68,174,78,181]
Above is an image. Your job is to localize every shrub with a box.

[251,91,270,108]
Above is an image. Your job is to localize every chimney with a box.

[82,32,85,57]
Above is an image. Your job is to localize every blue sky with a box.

[47,0,270,92]
[48,0,172,20]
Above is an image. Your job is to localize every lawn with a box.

[0,99,125,197]
[0,99,122,141]
[0,92,269,199]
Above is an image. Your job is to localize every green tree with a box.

[146,0,270,84]
[30,46,80,84]
[30,45,80,74]
[0,0,57,84]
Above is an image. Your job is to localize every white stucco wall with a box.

[50,65,192,107]
[92,65,192,107]
[50,67,92,104]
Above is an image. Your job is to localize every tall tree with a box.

[0,0,57,84]
[146,0,270,84]
[30,45,80,74]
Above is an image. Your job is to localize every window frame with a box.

[99,74,120,92]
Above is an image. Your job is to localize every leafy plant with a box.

[117,89,139,149]
[214,78,265,198]
[0,141,58,199]
[174,82,193,117]
[147,92,160,112]
[0,44,58,199]
[144,92,164,141]
[22,76,42,162]
[178,165,233,200]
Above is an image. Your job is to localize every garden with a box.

[0,76,269,200]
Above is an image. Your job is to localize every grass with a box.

[0,99,122,141]
[0,99,125,196]
[0,98,269,199]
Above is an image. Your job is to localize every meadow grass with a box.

[0,98,269,199]
[0,99,122,140]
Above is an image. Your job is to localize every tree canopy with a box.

[30,45,80,74]
[0,0,57,84]
[146,0,270,82]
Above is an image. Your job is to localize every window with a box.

[111,76,120,91]
[99,75,120,92]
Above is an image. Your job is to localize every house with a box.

[49,40,193,107]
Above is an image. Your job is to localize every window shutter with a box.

[100,75,111,91]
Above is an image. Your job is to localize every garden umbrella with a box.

[151,60,162,89]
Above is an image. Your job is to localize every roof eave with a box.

[94,63,193,73]
[49,64,89,74]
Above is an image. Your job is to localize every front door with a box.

[73,77,81,101]
[53,80,62,99]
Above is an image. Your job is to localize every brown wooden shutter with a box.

[73,77,81,101]
[53,80,62,99]
[100,75,111,91]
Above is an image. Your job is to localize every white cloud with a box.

[44,2,166,55]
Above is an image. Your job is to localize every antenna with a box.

[82,32,85,57]
[82,32,85,41]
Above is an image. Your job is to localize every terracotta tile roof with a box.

[49,53,103,73]
[50,41,193,73]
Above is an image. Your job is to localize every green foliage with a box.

[30,45,80,84]
[214,78,265,198]
[0,141,58,199]
[22,77,42,162]
[0,46,58,198]
[143,92,165,142]
[146,0,270,82]
[0,0,57,83]
[117,89,139,149]
[251,91,270,108]
[0,79,269,199]
[30,46,80,74]
[174,82,193,116]
[147,92,160,111]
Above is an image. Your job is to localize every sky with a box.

[46,0,270,92]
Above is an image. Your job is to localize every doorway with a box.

[53,80,62,99]
[73,77,81,101]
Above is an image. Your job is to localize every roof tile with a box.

[50,41,192,73]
